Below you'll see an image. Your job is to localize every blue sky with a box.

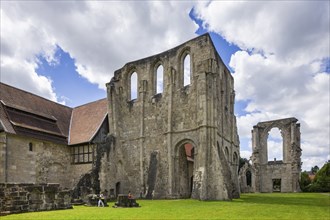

[34,9,242,108]
[1,1,329,171]
[36,46,106,107]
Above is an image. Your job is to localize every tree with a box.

[299,171,312,192]
[302,162,330,192]
[313,162,330,192]
[311,165,320,174]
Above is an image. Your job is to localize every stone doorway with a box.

[246,170,252,187]
[116,182,121,198]
[175,142,194,198]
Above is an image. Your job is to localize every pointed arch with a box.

[225,147,229,160]
[233,152,238,165]
[156,64,164,94]
[174,139,197,199]
[246,170,252,187]
[183,54,191,86]
[267,127,283,161]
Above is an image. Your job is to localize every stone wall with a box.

[0,133,6,182]
[0,133,94,190]
[105,34,240,200]
[0,183,72,215]
[1,134,72,187]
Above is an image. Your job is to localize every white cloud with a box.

[195,1,330,171]
[268,129,283,162]
[195,1,329,64]
[1,1,197,99]
[240,150,252,161]
[1,1,328,172]
[0,6,59,101]
[1,56,57,102]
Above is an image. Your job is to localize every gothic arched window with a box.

[183,54,191,86]
[156,65,164,94]
[130,72,138,100]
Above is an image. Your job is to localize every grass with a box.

[2,193,329,220]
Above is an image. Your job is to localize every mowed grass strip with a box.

[2,193,329,220]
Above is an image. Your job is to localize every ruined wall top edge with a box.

[111,33,228,79]
[255,117,298,127]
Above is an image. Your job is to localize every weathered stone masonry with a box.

[239,118,301,193]
[103,34,240,200]
[0,183,72,215]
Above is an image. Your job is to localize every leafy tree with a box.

[299,171,312,192]
[313,162,330,192]
[311,165,320,174]
[301,162,330,192]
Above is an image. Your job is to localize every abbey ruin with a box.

[1,34,303,214]
[103,33,240,200]
[239,118,302,193]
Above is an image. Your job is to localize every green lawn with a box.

[2,193,329,220]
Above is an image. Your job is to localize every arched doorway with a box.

[175,142,195,198]
[246,170,252,187]
[115,182,121,198]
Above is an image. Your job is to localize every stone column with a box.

[107,82,118,136]
[139,80,147,193]
[167,67,175,197]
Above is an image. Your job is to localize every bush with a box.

[301,162,330,192]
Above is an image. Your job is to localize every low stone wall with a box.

[0,183,72,215]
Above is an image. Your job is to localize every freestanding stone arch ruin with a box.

[240,118,302,193]
[102,34,240,200]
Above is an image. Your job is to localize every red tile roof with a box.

[0,82,107,145]
[69,98,108,145]
[0,83,72,144]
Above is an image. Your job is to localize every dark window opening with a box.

[29,142,33,151]
[246,171,252,187]
[272,179,281,192]
[225,147,229,160]
[116,182,121,198]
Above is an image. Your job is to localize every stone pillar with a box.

[107,82,117,136]
[0,133,7,182]
[167,67,175,197]
[139,80,147,193]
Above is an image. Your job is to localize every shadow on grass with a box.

[233,193,329,207]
